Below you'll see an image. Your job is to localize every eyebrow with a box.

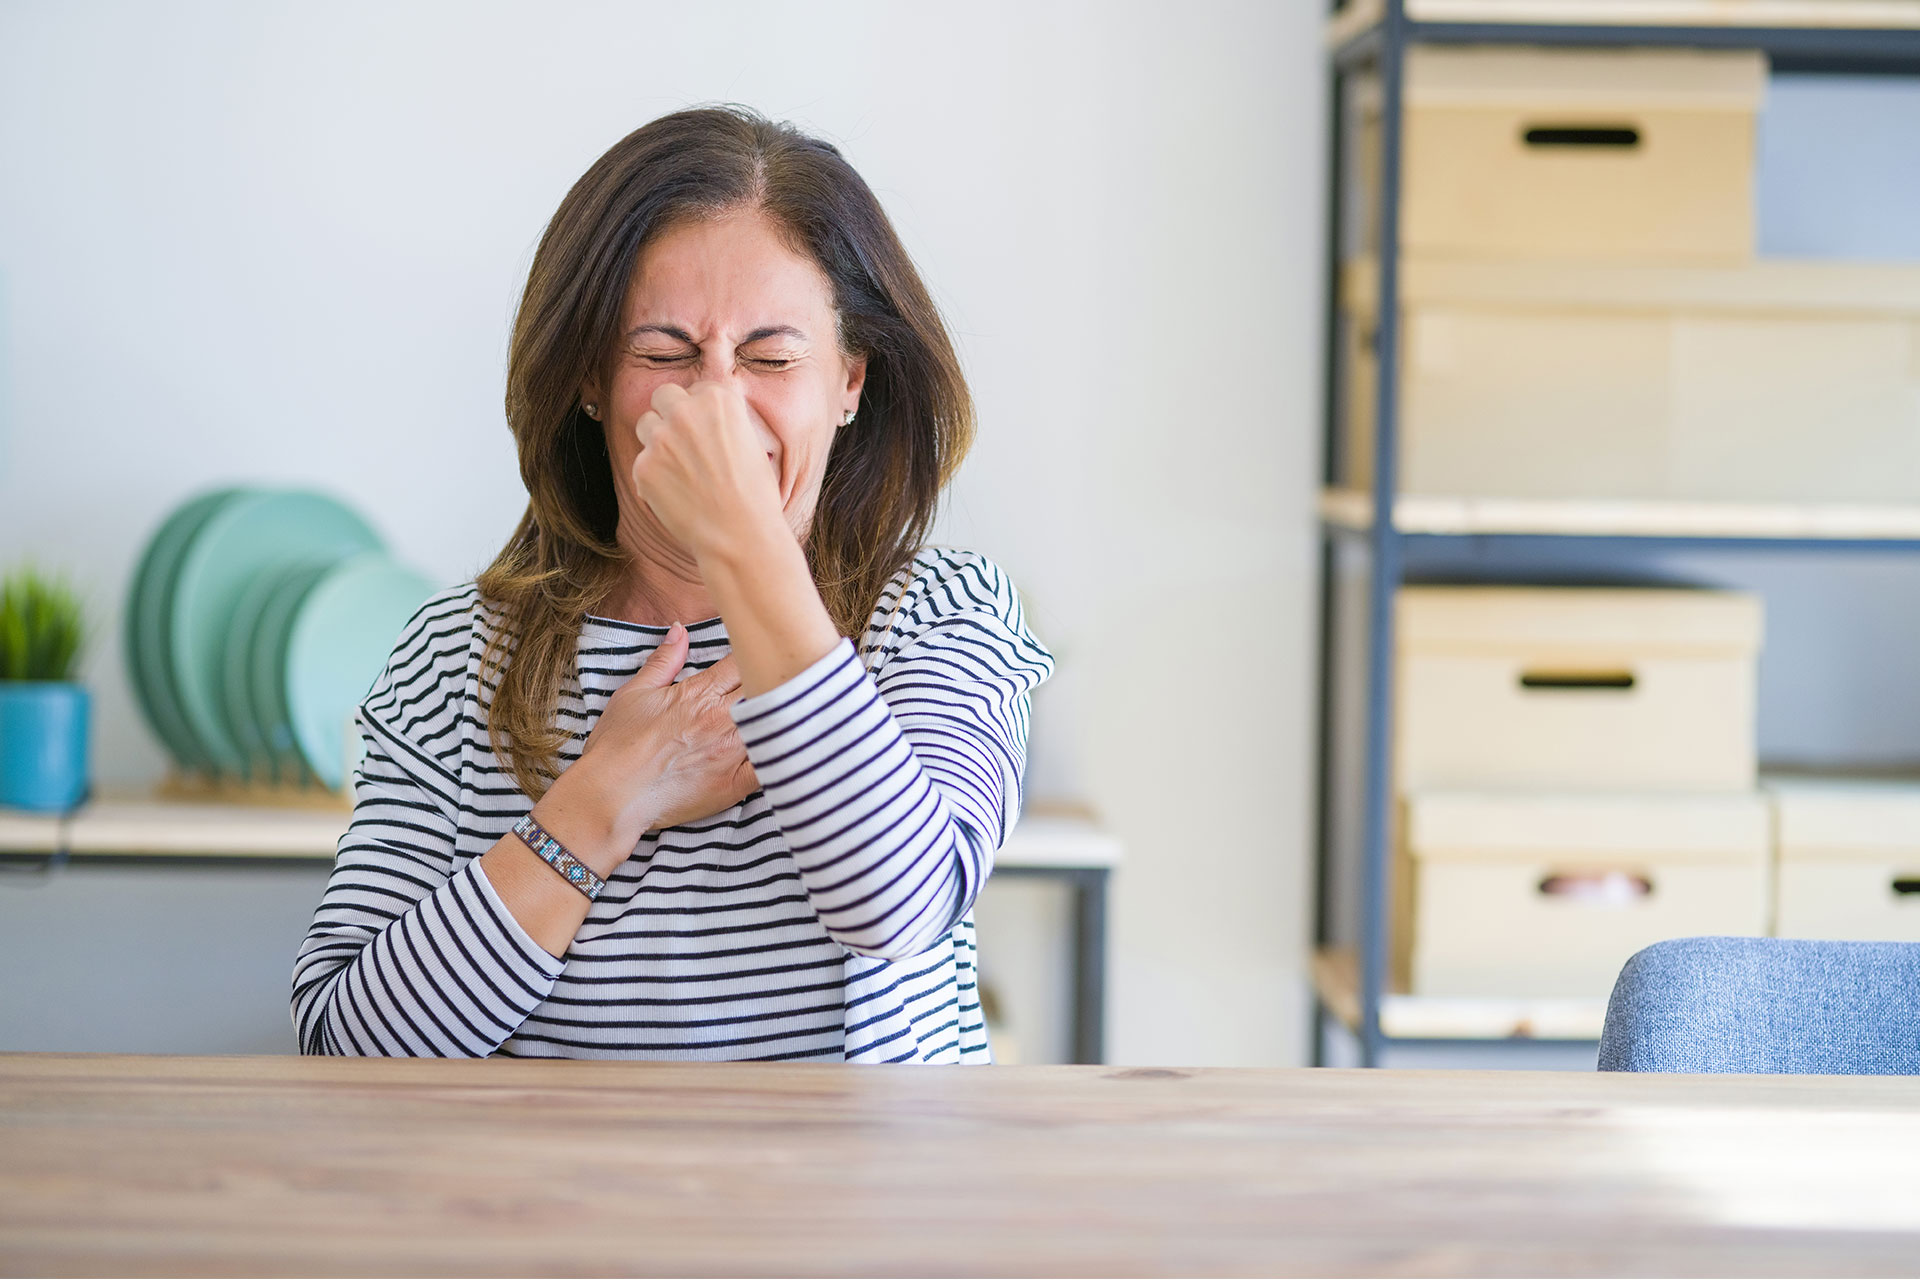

[625,324,810,344]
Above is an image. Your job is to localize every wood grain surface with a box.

[3,1055,1919,1277]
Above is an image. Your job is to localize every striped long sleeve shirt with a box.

[290,547,1053,1063]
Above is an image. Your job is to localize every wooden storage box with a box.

[1357,46,1764,262]
[1407,790,1771,998]
[1396,586,1761,792]
[1770,778,1920,942]
[1344,259,1920,502]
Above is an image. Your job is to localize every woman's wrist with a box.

[697,514,841,697]
[536,759,655,877]
[687,499,789,569]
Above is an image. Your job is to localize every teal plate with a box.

[220,560,337,784]
[284,552,438,791]
[125,488,247,773]
[248,561,336,786]
[168,491,383,778]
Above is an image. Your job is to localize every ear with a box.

[841,353,868,419]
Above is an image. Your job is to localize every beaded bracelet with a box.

[511,814,606,901]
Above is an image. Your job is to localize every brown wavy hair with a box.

[477,106,973,799]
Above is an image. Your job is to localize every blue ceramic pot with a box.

[0,682,90,811]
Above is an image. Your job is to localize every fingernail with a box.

[668,621,684,639]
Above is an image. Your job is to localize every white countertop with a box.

[0,795,1122,871]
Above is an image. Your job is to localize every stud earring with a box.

[583,402,600,419]
[842,409,856,427]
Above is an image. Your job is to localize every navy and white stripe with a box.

[291,548,1053,1063]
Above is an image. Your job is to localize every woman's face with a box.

[590,207,866,550]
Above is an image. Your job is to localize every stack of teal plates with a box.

[125,489,440,792]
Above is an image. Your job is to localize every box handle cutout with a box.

[1522,126,1641,149]
[1538,871,1652,905]
[1892,877,1920,897]
[1519,669,1636,692]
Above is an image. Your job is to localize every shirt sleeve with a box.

[730,552,1054,961]
[290,592,566,1057]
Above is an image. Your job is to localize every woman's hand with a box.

[539,623,758,872]
[631,381,787,563]
[628,379,844,698]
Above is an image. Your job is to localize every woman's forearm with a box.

[478,765,656,958]
[718,555,1050,961]
[475,833,594,961]
[699,511,842,697]
[695,516,965,956]
[729,640,975,958]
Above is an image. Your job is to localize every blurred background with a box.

[1315,6,1920,1070]
[5,0,1920,1071]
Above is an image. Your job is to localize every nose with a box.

[677,359,780,455]
[673,350,749,392]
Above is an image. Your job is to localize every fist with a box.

[631,382,784,561]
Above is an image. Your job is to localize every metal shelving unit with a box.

[1312,0,1920,1066]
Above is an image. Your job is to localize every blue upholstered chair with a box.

[1598,936,1920,1074]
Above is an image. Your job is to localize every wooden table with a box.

[3,1056,1919,1277]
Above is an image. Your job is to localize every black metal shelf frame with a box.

[1311,1,1920,1066]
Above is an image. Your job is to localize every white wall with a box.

[0,0,1326,1066]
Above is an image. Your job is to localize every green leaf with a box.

[0,565,88,682]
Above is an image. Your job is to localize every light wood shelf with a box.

[1410,0,1920,27]
[0,809,61,854]
[1320,487,1920,541]
[1332,0,1920,44]
[1314,946,1609,1041]
[1343,256,1920,313]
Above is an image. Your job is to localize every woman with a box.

[291,107,1052,1063]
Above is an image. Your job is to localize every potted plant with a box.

[0,567,89,811]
